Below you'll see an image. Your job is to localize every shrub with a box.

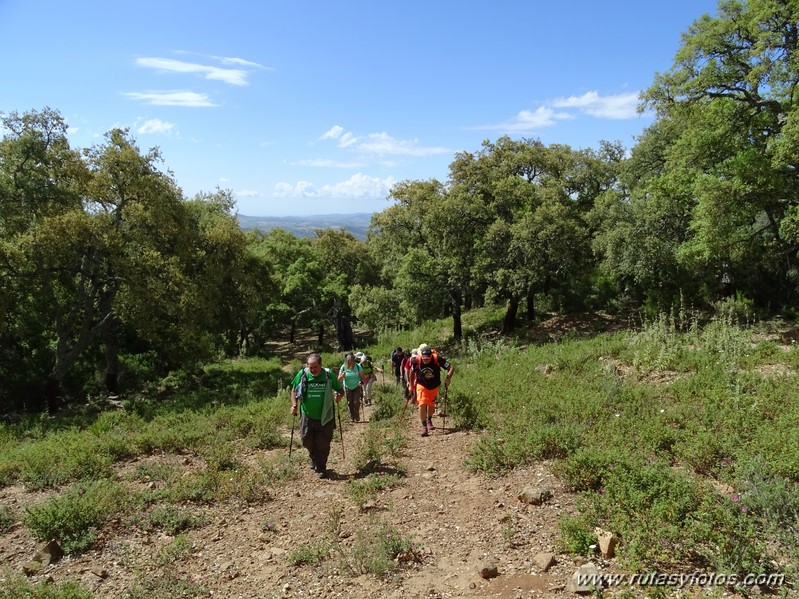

[286,539,330,566]
[347,471,403,510]
[24,480,129,554]
[0,574,94,599]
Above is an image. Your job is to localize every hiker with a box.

[359,354,382,406]
[338,352,369,421]
[401,349,415,402]
[391,346,404,384]
[290,353,344,478]
[408,343,454,437]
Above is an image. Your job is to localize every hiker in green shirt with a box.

[290,353,344,478]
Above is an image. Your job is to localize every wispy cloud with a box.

[469,107,573,133]
[214,56,272,70]
[551,91,640,119]
[136,56,264,86]
[274,173,396,199]
[290,158,368,168]
[472,91,643,133]
[136,118,176,135]
[320,126,450,156]
[235,189,259,197]
[123,91,216,107]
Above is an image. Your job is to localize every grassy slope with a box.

[1,309,798,596]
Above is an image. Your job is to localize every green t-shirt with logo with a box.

[291,367,343,424]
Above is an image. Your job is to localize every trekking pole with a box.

[289,391,301,457]
[337,399,345,459]
[441,384,448,434]
[289,410,296,457]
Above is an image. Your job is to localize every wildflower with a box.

[386,533,391,539]
[741,507,747,513]
[600,487,606,494]
[731,494,740,503]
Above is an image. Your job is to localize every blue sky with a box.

[1,0,720,216]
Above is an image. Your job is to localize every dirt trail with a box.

[1,388,579,599]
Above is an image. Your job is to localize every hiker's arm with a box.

[445,364,454,387]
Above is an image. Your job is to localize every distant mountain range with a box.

[237,213,373,240]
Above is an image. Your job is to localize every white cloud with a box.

[136,118,175,135]
[320,125,344,140]
[215,56,271,70]
[470,106,573,133]
[235,189,259,197]
[320,127,450,156]
[273,173,396,199]
[123,91,216,107]
[290,158,368,168]
[471,91,643,133]
[136,57,253,86]
[551,91,640,119]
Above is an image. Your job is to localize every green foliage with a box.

[558,514,596,556]
[24,480,129,554]
[351,421,406,473]
[347,471,403,510]
[0,505,14,534]
[0,573,94,599]
[128,505,204,536]
[286,539,330,566]
[159,534,194,564]
[126,571,208,599]
[444,390,483,431]
[329,511,423,577]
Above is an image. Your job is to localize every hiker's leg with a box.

[300,414,317,469]
[364,377,373,404]
[315,420,335,473]
[353,386,362,421]
[347,389,359,421]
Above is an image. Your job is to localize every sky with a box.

[1,0,721,217]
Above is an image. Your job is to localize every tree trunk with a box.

[46,377,61,414]
[289,321,296,344]
[526,293,536,323]
[104,315,120,394]
[450,288,463,340]
[502,295,519,334]
[318,323,325,345]
[332,298,355,350]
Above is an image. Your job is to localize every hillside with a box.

[237,213,373,240]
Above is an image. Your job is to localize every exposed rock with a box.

[594,527,617,559]
[518,486,553,505]
[35,539,64,566]
[533,552,556,572]
[478,561,499,579]
[566,563,599,595]
[22,560,43,576]
[535,364,554,375]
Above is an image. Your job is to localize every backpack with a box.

[361,356,373,373]
[412,349,440,371]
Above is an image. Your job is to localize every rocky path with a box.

[2,394,583,599]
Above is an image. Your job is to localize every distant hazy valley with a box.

[237,213,372,240]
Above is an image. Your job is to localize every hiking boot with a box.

[420,424,429,437]
[308,459,317,471]
[426,417,435,430]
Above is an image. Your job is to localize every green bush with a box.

[0,574,93,599]
[348,471,403,510]
[24,480,129,554]
[0,506,14,534]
